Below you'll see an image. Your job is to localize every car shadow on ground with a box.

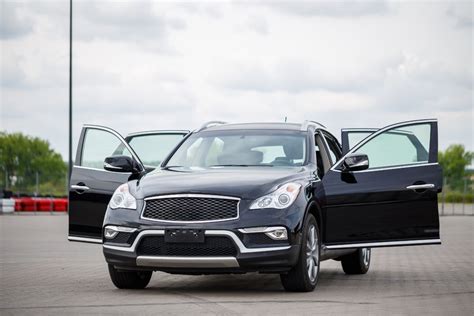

[133,267,353,295]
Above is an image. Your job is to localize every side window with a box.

[354,124,431,169]
[81,129,132,169]
[348,132,373,150]
[128,134,185,168]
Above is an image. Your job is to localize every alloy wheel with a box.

[306,225,319,283]
[362,248,371,267]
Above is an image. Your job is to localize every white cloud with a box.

[0,0,472,160]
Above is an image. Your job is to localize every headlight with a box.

[250,183,302,210]
[109,183,137,210]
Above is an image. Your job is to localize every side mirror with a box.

[104,156,140,173]
[342,153,369,172]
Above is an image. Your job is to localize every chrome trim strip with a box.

[238,226,287,234]
[68,236,103,244]
[73,165,131,173]
[331,119,437,172]
[407,184,435,190]
[104,230,165,252]
[332,162,439,173]
[102,229,292,253]
[70,184,90,191]
[141,194,240,224]
[104,226,138,233]
[325,239,441,249]
[136,256,239,268]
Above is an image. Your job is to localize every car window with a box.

[128,134,185,168]
[166,130,307,168]
[81,129,132,169]
[348,132,373,150]
[353,124,430,169]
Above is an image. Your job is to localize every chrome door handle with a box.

[406,184,435,190]
[71,184,90,191]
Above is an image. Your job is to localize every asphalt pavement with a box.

[0,215,473,315]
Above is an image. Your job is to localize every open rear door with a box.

[323,119,442,249]
[68,125,143,243]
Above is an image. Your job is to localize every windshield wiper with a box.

[209,164,274,167]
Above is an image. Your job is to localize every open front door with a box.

[341,128,377,155]
[323,119,442,249]
[68,125,143,243]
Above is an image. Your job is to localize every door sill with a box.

[325,238,441,249]
[68,236,103,244]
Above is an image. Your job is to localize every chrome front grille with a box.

[141,194,239,223]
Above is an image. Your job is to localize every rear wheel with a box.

[280,214,320,292]
[108,264,152,289]
[341,248,371,274]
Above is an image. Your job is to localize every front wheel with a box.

[341,248,371,274]
[108,264,152,289]
[280,214,320,292]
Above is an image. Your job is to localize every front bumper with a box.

[103,228,300,273]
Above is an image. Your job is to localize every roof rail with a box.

[197,121,227,132]
[300,120,327,131]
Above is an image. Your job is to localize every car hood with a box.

[133,167,310,200]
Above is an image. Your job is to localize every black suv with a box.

[69,120,442,292]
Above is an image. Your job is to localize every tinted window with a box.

[81,129,132,169]
[354,124,430,169]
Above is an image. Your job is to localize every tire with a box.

[280,214,320,292]
[108,264,152,289]
[341,248,371,275]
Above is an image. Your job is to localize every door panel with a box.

[324,120,441,248]
[68,125,142,242]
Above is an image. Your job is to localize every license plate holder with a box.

[164,229,205,243]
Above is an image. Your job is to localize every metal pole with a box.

[68,0,73,206]
[35,171,39,197]
[463,178,467,215]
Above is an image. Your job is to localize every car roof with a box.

[202,122,304,132]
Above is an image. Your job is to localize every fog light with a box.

[104,226,119,239]
[265,228,288,240]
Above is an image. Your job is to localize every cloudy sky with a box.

[1,0,473,159]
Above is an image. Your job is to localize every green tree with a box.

[438,144,473,191]
[0,132,67,196]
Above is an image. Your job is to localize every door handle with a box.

[406,184,435,191]
[71,184,90,191]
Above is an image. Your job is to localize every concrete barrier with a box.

[0,199,15,214]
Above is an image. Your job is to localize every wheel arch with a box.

[304,201,323,240]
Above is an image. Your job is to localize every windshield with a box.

[164,130,307,168]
